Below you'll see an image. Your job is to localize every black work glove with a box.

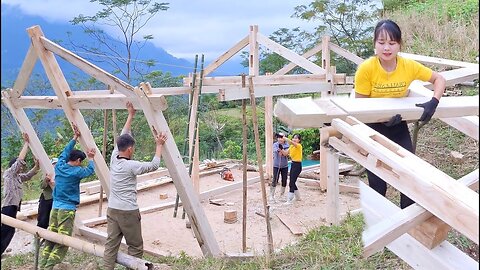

[415,97,439,123]
[383,114,402,127]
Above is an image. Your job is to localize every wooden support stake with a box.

[248,76,274,255]
[241,97,248,253]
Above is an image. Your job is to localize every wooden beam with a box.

[132,86,221,257]
[399,52,478,69]
[1,214,153,270]
[276,213,306,235]
[319,127,341,191]
[330,116,479,244]
[203,35,249,76]
[11,45,38,98]
[274,96,478,128]
[12,93,167,110]
[220,83,333,102]
[40,36,136,97]
[328,42,364,65]
[257,33,326,74]
[363,202,433,257]
[274,42,323,75]
[184,73,346,87]
[27,25,111,198]
[360,182,478,269]
[409,80,479,141]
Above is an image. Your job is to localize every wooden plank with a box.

[441,116,479,141]
[11,45,38,98]
[86,176,172,195]
[184,73,346,87]
[275,96,478,128]
[276,213,306,235]
[27,25,111,197]
[363,203,433,257]
[409,79,479,141]
[132,86,221,256]
[328,42,364,65]
[257,33,326,74]
[360,181,477,269]
[220,83,334,102]
[399,52,478,69]
[204,35,249,76]
[331,96,478,123]
[331,117,479,244]
[326,149,340,225]
[13,93,167,110]
[40,36,136,97]
[275,42,323,75]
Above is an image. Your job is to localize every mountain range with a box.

[1,4,246,87]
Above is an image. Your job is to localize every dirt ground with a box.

[4,164,361,258]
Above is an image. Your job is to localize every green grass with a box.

[1,214,410,270]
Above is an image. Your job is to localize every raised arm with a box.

[20,158,40,182]
[18,133,30,161]
[123,101,136,134]
[131,132,167,175]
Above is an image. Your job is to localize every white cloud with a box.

[2,0,316,60]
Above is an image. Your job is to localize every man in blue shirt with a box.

[40,125,96,270]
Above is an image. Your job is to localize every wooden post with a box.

[321,35,330,98]
[326,148,340,225]
[248,76,274,256]
[1,214,153,270]
[241,98,248,253]
[319,127,340,191]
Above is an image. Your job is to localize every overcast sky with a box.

[2,0,317,61]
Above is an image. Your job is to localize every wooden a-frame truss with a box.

[2,24,478,264]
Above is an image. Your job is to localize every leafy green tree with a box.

[70,0,170,82]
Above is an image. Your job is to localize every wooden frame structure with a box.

[271,48,478,267]
[2,23,478,264]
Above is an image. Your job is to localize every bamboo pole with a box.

[241,74,248,253]
[174,55,199,218]
[1,214,153,269]
[248,76,274,256]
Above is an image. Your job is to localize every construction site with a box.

[1,24,479,270]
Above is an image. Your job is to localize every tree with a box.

[293,0,381,74]
[70,0,170,82]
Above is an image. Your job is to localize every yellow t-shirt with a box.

[289,143,302,162]
[354,55,433,98]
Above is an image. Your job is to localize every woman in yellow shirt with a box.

[355,19,445,209]
[284,134,303,204]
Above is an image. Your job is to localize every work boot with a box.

[294,190,302,201]
[269,186,276,202]
[285,192,295,205]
